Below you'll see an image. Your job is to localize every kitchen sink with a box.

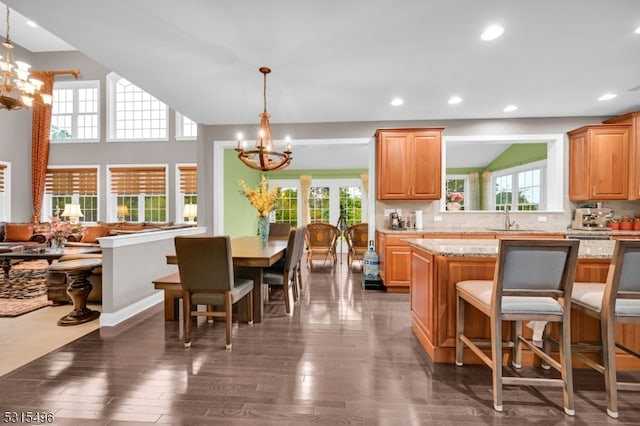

[485,228,538,232]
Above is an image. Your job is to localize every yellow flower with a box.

[238,175,279,218]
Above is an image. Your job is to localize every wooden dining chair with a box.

[263,226,306,315]
[571,239,640,419]
[305,223,339,270]
[455,239,580,415]
[174,235,254,350]
[345,223,368,269]
[268,223,292,241]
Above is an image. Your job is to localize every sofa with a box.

[66,222,186,247]
[0,222,49,250]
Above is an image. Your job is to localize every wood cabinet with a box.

[376,128,443,200]
[604,112,640,200]
[568,124,631,200]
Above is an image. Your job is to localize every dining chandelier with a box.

[235,67,292,172]
[0,6,52,110]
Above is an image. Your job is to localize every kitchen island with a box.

[408,238,640,370]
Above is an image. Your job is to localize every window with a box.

[44,167,99,222]
[51,80,100,141]
[0,162,9,221]
[491,161,545,211]
[275,187,298,225]
[176,112,197,139]
[176,164,197,222]
[109,165,167,222]
[445,176,468,211]
[107,73,168,141]
[339,186,363,226]
[309,186,330,223]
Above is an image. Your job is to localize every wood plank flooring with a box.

[1,256,639,425]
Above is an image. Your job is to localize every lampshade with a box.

[61,203,83,224]
[183,204,197,224]
[116,205,129,216]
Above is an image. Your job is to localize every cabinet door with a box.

[377,133,411,199]
[384,245,412,292]
[412,131,442,199]
[589,127,629,199]
[568,131,590,200]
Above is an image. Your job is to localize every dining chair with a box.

[571,239,640,419]
[455,239,580,415]
[345,223,368,269]
[174,235,254,350]
[268,222,292,241]
[305,222,339,270]
[263,226,306,315]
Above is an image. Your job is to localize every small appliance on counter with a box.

[572,207,613,230]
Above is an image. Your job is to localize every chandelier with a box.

[235,67,292,171]
[0,6,52,110]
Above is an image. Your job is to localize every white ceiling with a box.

[3,0,640,129]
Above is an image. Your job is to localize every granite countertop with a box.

[378,228,640,237]
[406,238,616,259]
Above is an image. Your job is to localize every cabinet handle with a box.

[592,186,596,196]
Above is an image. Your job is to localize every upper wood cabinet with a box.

[604,112,640,200]
[568,124,631,200]
[376,128,443,200]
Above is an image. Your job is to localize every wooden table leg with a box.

[58,268,101,326]
[234,266,263,323]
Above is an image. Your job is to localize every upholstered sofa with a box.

[66,222,185,247]
[0,222,49,250]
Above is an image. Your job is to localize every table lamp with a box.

[116,205,129,222]
[183,204,197,224]
[61,203,84,225]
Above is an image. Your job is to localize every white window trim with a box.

[107,163,169,222]
[106,72,169,142]
[0,161,11,222]
[488,160,547,210]
[175,112,197,141]
[42,165,101,223]
[269,179,301,226]
[51,80,101,144]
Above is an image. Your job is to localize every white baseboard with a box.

[99,292,164,327]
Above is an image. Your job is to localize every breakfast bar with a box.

[407,238,640,370]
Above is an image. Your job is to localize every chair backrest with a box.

[282,228,298,274]
[492,239,580,305]
[174,235,234,292]
[292,225,307,265]
[269,223,292,240]
[306,223,339,249]
[346,223,368,250]
[604,239,640,308]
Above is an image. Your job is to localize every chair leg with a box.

[541,322,552,370]
[558,318,575,416]
[455,293,465,366]
[247,290,254,325]
[490,314,503,412]
[512,320,522,368]
[602,316,619,418]
[283,271,292,315]
[225,292,232,350]
[183,291,192,348]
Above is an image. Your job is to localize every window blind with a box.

[45,167,98,195]
[178,165,197,194]
[109,166,166,194]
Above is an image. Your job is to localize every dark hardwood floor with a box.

[1,256,639,425]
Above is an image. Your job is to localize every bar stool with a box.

[455,239,580,414]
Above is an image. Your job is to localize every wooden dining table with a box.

[161,236,288,323]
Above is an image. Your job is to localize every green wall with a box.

[223,148,367,237]
[486,143,547,172]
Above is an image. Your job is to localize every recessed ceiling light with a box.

[504,105,518,112]
[26,20,38,28]
[598,93,617,101]
[390,97,404,106]
[635,26,640,34]
[448,96,462,105]
[481,25,504,41]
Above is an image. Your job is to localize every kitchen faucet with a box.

[504,204,515,230]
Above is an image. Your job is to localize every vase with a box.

[447,202,460,211]
[257,216,270,242]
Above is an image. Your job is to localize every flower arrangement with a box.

[47,219,73,247]
[238,175,279,217]
[447,192,464,203]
